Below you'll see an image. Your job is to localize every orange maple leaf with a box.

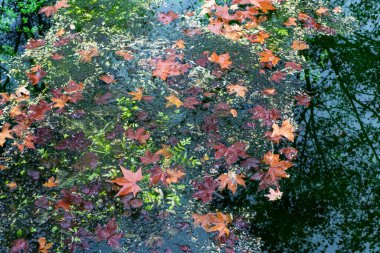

[263,151,293,180]
[78,47,99,62]
[291,40,309,50]
[208,51,233,69]
[165,94,183,108]
[217,171,246,194]
[271,119,295,142]
[193,212,232,237]
[51,95,70,109]
[284,17,297,27]
[108,166,143,197]
[43,176,59,188]
[128,88,143,101]
[165,168,186,185]
[174,40,186,49]
[115,50,134,60]
[99,74,116,84]
[316,7,329,15]
[259,50,280,68]
[0,123,13,147]
[247,31,270,44]
[226,84,248,98]
[38,237,53,253]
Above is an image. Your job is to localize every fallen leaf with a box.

[157,11,179,25]
[43,176,59,188]
[165,94,183,108]
[259,50,280,68]
[0,123,13,146]
[271,119,295,142]
[165,168,186,185]
[100,74,116,84]
[265,187,283,201]
[291,40,309,50]
[217,171,246,194]
[108,166,143,197]
[284,17,297,27]
[38,237,53,253]
[115,50,134,60]
[78,47,99,62]
[226,84,248,98]
[208,51,232,69]
[316,7,329,15]
[174,40,186,49]
[126,127,150,144]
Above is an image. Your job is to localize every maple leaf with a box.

[95,218,124,248]
[115,50,134,60]
[316,7,329,15]
[0,123,13,146]
[38,0,69,17]
[148,166,166,185]
[285,61,302,72]
[208,51,232,69]
[183,96,202,109]
[140,150,160,165]
[294,93,311,107]
[51,53,64,60]
[270,71,287,83]
[126,127,150,144]
[280,147,298,161]
[78,47,99,62]
[265,187,283,201]
[43,176,59,188]
[193,212,232,237]
[291,40,309,50]
[153,58,191,80]
[100,74,116,84]
[26,65,47,85]
[249,105,281,126]
[261,88,277,96]
[25,39,46,49]
[226,84,248,98]
[214,142,250,165]
[263,151,293,181]
[165,94,183,108]
[108,166,143,197]
[271,119,296,142]
[333,6,342,13]
[217,171,246,194]
[10,239,29,253]
[259,50,280,68]
[51,95,70,110]
[157,11,179,25]
[246,31,270,44]
[128,88,153,102]
[165,167,186,185]
[284,17,297,27]
[193,176,219,203]
[155,144,172,159]
[174,40,186,49]
[38,237,53,253]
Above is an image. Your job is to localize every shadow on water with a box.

[250,0,380,252]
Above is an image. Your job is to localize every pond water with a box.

[250,0,379,252]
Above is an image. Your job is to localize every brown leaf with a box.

[271,119,296,142]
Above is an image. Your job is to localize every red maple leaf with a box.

[95,218,124,248]
[193,176,219,203]
[157,11,179,25]
[108,166,143,197]
[125,127,150,144]
[214,142,250,165]
[26,65,47,85]
[140,150,160,165]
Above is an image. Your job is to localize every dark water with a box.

[252,1,380,252]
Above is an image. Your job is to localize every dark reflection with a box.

[252,1,380,252]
